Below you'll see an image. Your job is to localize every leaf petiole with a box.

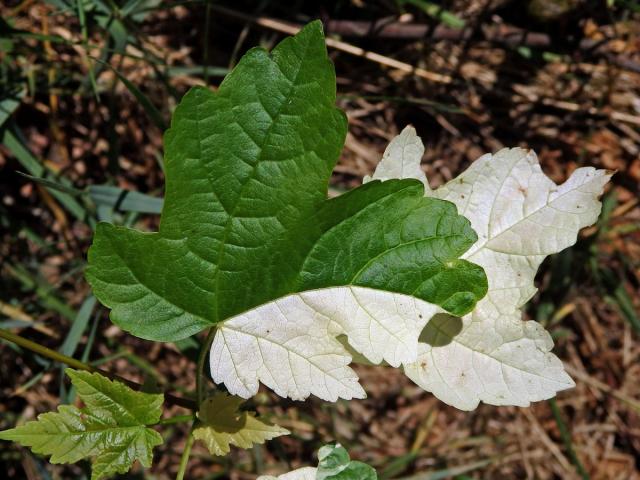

[196,326,217,406]
[176,422,196,480]
[155,414,196,426]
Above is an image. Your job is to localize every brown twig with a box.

[210,5,452,84]
[323,19,640,74]
[564,363,640,412]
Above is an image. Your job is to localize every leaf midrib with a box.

[12,424,149,439]
[464,168,604,258]
[212,41,312,323]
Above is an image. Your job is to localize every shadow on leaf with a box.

[419,313,463,347]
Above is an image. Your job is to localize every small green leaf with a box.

[317,444,377,480]
[0,369,164,480]
[192,393,289,456]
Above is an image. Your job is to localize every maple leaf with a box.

[192,393,289,456]
[0,370,164,480]
[87,22,488,401]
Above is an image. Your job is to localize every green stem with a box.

[0,328,94,371]
[549,398,590,480]
[0,328,196,410]
[203,0,213,85]
[196,327,217,406]
[155,414,195,426]
[176,424,196,480]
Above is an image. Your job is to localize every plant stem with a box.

[203,0,213,85]
[0,328,94,371]
[0,328,196,410]
[196,327,217,406]
[549,398,590,480]
[176,424,196,480]
[155,414,195,426]
[175,326,216,480]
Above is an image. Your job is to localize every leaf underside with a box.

[86,22,487,342]
[0,369,164,480]
[258,467,318,480]
[368,128,611,409]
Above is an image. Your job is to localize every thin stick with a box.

[210,5,640,126]
[0,328,196,410]
[210,5,452,84]
[564,363,640,412]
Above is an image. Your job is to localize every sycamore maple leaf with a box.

[367,126,612,410]
[86,22,488,402]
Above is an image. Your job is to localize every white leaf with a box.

[210,286,441,401]
[258,467,317,480]
[370,139,611,409]
[363,126,431,192]
[434,148,611,310]
[404,310,574,410]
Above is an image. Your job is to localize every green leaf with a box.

[0,369,164,480]
[86,21,487,342]
[256,444,376,480]
[317,444,377,480]
[192,393,289,456]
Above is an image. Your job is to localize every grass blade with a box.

[2,126,92,225]
[88,184,163,214]
[549,398,590,480]
[59,295,97,358]
[93,58,167,130]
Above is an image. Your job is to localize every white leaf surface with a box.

[363,126,431,192]
[369,141,611,409]
[433,148,611,311]
[210,286,442,401]
[257,467,317,480]
[404,309,574,410]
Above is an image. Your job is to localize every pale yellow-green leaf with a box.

[193,393,289,456]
